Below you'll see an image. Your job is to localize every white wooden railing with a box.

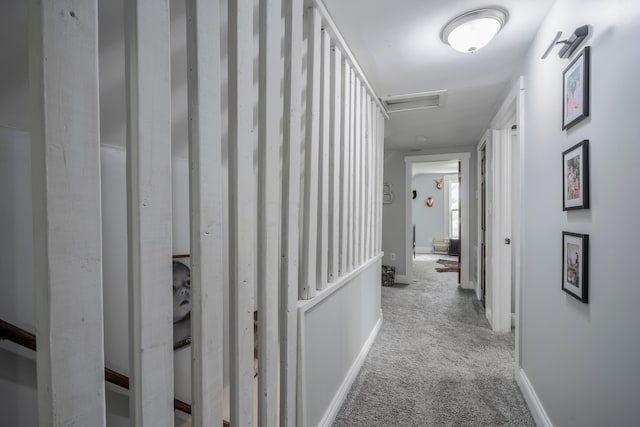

[27,0,385,426]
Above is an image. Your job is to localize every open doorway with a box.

[410,160,460,282]
[404,153,472,289]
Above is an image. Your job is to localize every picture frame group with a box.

[560,46,592,304]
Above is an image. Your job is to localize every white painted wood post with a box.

[29,1,106,425]
[316,28,331,291]
[185,0,224,425]
[353,77,362,267]
[300,7,321,300]
[280,0,303,423]
[360,86,367,264]
[340,61,352,276]
[258,0,282,423]
[373,105,382,255]
[363,94,371,261]
[379,110,385,253]
[368,98,374,258]
[228,0,256,424]
[349,69,357,270]
[124,0,174,425]
[328,46,342,282]
[369,98,376,258]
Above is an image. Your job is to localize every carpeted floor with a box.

[333,254,534,427]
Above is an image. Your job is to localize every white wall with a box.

[518,0,640,424]
[0,126,37,426]
[300,258,382,427]
[382,147,477,279]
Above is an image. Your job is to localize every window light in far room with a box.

[441,8,508,54]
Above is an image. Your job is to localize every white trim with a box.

[415,246,432,254]
[318,315,383,427]
[404,153,471,163]
[516,369,553,427]
[298,254,382,313]
[476,134,487,302]
[405,153,471,289]
[394,275,409,284]
[515,76,526,371]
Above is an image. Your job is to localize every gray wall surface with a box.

[382,147,477,279]
[518,0,640,424]
[412,173,446,248]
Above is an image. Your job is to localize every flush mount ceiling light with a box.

[441,8,508,53]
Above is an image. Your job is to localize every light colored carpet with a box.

[333,255,534,427]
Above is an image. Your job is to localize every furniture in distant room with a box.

[448,238,460,256]
[432,237,450,255]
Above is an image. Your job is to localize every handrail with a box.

[0,318,229,426]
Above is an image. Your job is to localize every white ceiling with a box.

[412,161,459,176]
[323,0,556,150]
[1,0,556,156]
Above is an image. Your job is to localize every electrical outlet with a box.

[390,253,396,261]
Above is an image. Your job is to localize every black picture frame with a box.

[562,46,590,130]
[562,140,589,210]
[562,232,589,303]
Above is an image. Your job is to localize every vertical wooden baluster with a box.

[29,0,106,424]
[228,0,256,424]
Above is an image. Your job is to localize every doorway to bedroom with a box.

[411,160,461,283]
[404,153,471,288]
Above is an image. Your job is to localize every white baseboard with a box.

[516,368,553,427]
[394,274,409,284]
[415,246,432,254]
[318,315,383,427]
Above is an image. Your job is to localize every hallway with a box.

[333,255,534,426]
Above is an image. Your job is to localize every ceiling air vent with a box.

[381,90,447,113]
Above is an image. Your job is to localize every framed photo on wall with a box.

[562,140,589,210]
[562,232,589,303]
[562,46,590,130]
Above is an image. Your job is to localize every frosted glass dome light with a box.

[441,8,508,53]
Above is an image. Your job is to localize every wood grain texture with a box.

[124,0,174,424]
[28,1,106,424]
[280,0,303,423]
[185,0,225,425]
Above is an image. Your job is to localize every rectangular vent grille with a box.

[381,90,447,113]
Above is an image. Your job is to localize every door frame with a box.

[476,77,525,366]
[404,153,472,289]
